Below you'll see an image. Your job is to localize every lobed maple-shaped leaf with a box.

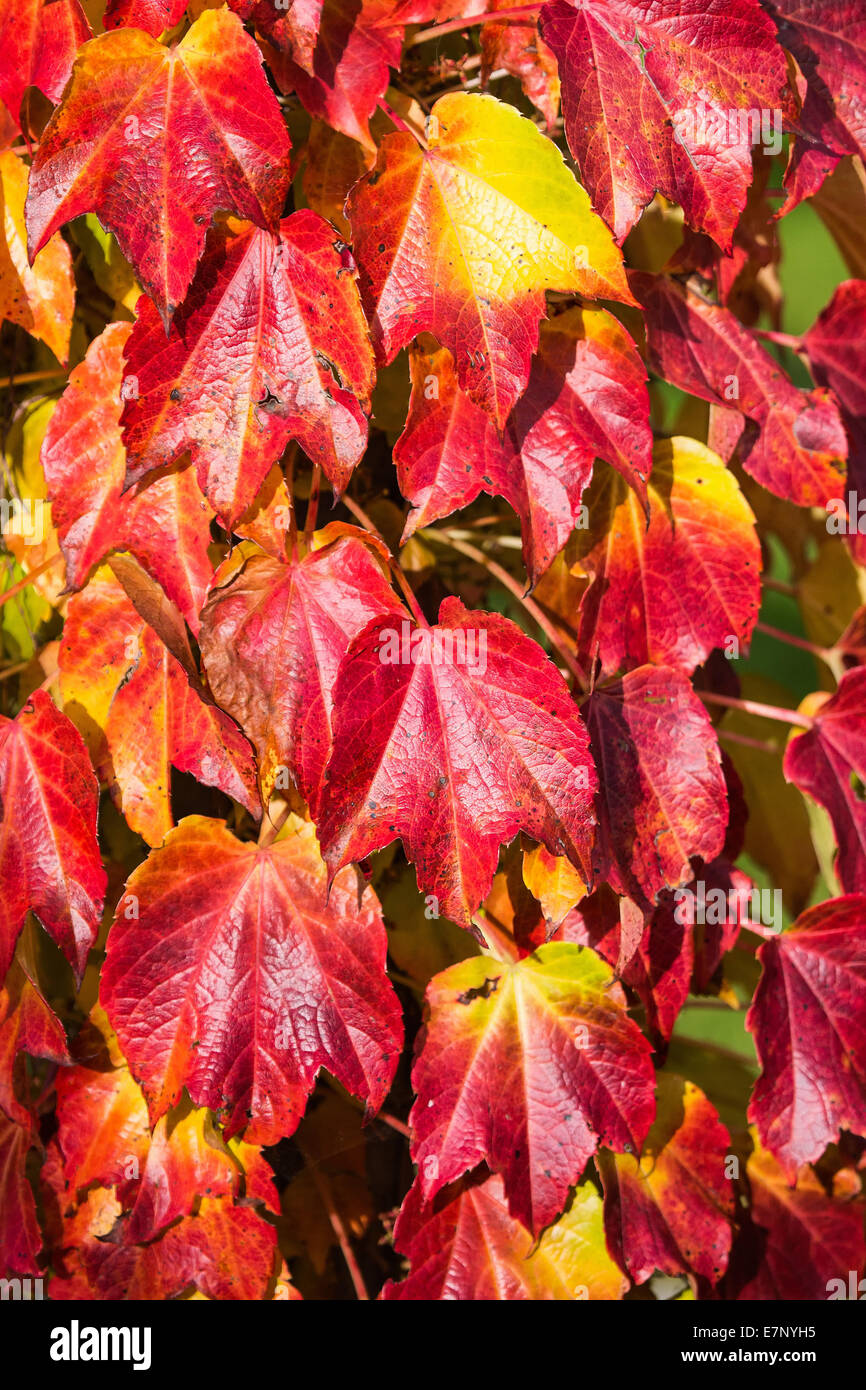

[101,816,403,1144]
[411,941,655,1232]
[263,0,404,150]
[746,894,866,1177]
[0,950,69,1127]
[634,274,848,508]
[0,148,74,364]
[25,8,291,326]
[199,529,403,808]
[0,0,90,130]
[0,1112,41,1274]
[347,91,633,430]
[383,1170,628,1300]
[0,691,105,982]
[41,321,214,631]
[803,279,866,563]
[539,0,791,249]
[59,573,260,846]
[121,212,374,529]
[584,664,728,905]
[784,670,866,894]
[317,597,598,927]
[104,0,188,36]
[570,437,761,675]
[597,1075,734,1286]
[480,2,560,127]
[769,1,866,209]
[395,307,651,584]
[733,1132,866,1300]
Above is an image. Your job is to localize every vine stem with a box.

[717,728,780,755]
[0,552,63,609]
[424,529,587,687]
[755,619,835,665]
[752,328,805,353]
[0,369,66,389]
[305,1162,369,1301]
[700,689,813,729]
[762,576,797,597]
[340,494,429,627]
[406,4,542,46]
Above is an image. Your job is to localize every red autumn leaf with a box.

[803,279,866,562]
[0,950,69,1127]
[103,0,188,36]
[0,690,105,982]
[410,941,655,1232]
[25,9,291,326]
[55,1054,151,1196]
[347,90,633,430]
[317,597,598,927]
[480,3,560,127]
[0,0,90,130]
[120,212,374,529]
[395,306,651,584]
[569,437,761,675]
[101,816,403,1144]
[733,1132,866,1300]
[561,884,694,1045]
[746,894,866,1177]
[583,665,728,905]
[598,1075,735,1286]
[199,528,403,808]
[634,273,849,508]
[41,321,214,632]
[263,0,404,150]
[784,669,866,893]
[770,1,866,209]
[0,1112,41,1274]
[539,0,791,248]
[127,1107,249,1243]
[59,573,261,847]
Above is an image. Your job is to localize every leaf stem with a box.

[258,802,292,849]
[0,370,66,390]
[752,328,805,353]
[376,98,428,148]
[717,728,780,755]
[406,5,542,46]
[305,1162,369,1301]
[424,529,587,687]
[700,689,813,729]
[754,619,834,666]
